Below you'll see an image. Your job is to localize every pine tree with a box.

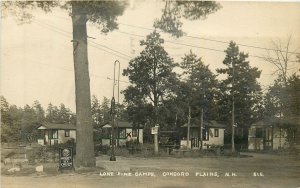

[123,31,176,129]
[217,42,262,139]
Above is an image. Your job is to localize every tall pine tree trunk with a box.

[72,3,95,167]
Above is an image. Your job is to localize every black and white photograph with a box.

[1,1,300,187]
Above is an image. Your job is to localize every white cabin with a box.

[37,123,76,146]
[180,120,226,149]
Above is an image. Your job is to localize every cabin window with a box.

[214,129,219,137]
[49,130,58,139]
[119,128,126,139]
[203,129,209,141]
[132,129,137,137]
[52,130,58,139]
[265,128,272,140]
[255,128,263,138]
[65,130,70,137]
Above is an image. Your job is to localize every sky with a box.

[1,1,300,111]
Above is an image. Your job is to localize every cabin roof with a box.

[38,123,76,130]
[181,120,226,129]
[251,117,299,128]
[101,121,142,128]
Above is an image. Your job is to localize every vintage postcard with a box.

[1,1,300,187]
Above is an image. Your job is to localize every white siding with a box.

[45,130,49,144]
[40,129,76,146]
[138,129,143,144]
[101,128,144,146]
[203,128,225,147]
[58,130,76,144]
[273,127,288,149]
[37,139,44,145]
[180,140,192,149]
[181,128,225,149]
[248,126,289,150]
[70,130,76,141]
[248,138,264,150]
[102,139,111,146]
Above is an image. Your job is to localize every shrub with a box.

[98,145,110,155]
[36,146,49,163]
[114,147,130,156]
[27,148,38,164]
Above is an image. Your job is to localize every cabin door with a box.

[191,138,199,149]
[263,127,273,150]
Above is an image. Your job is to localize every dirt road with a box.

[2,153,300,188]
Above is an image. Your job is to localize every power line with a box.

[33,20,71,38]
[106,77,130,84]
[47,15,132,59]
[119,22,153,31]
[116,30,300,63]
[51,14,300,56]
[30,23,132,83]
[34,17,299,64]
[34,19,131,60]
[117,30,224,53]
[33,19,131,61]
[11,57,131,85]
[118,22,300,55]
[89,40,132,59]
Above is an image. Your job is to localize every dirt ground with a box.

[1,152,300,188]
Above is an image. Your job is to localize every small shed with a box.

[180,120,226,149]
[37,123,76,146]
[248,119,289,150]
[101,121,143,146]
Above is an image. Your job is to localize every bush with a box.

[27,148,38,164]
[111,147,130,157]
[36,147,48,163]
[97,145,110,155]
[135,144,154,157]
[47,139,76,155]
[30,139,76,163]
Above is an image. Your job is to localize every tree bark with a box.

[200,108,203,150]
[72,3,95,167]
[187,105,191,149]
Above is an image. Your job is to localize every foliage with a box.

[263,36,300,146]
[1,0,127,168]
[91,95,111,127]
[1,99,44,143]
[216,42,263,130]
[154,1,221,37]
[62,1,127,33]
[1,1,127,34]
[1,0,223,166]
[1,1,59,24]
[0,96,75,144]
[264,74,300,145]
[45,103,75,124]
[123,31,177,132]
[179,50,218,121]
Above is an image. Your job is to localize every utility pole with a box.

[110,97,116,161]
[200,108,203,150]
[116,61,120,147]
[232,59,235,153]
[187,105,191,149]
[110,60,120,161]
[200,91,205,150]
